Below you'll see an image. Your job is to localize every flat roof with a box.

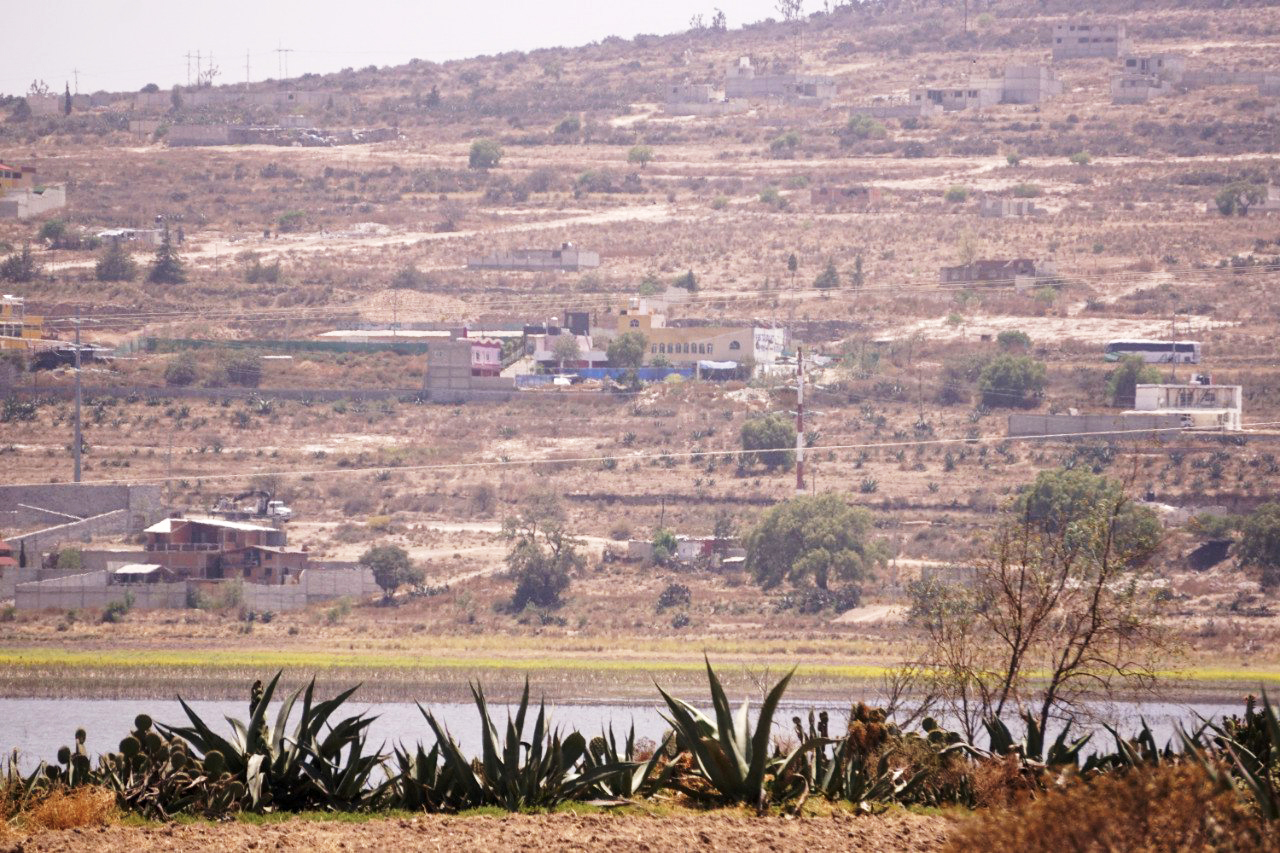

[145,515,277,534]
[112,563,166,575]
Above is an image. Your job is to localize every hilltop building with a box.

[909,65,1061,112]
[1128,381,1242,431]
[664,81,747,116]
[980,197,1040,218]
[142,515,308,584]
[724,57,835,105]
[612,300,786,370]
[1052,21,1130,60]
[0,164,65,220]
[467,243,600,272]
[939,259,1058,290]
[810,185,882,210]
[0,296,46,350]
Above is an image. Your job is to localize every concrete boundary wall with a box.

[13,567,380,611]
[2,385,424,403]
[10,510,130,559]
[1007,413,1182,438]
[16,572,187,611]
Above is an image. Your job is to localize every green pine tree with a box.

[147,225,185,284]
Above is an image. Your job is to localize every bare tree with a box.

[904,482,1169,741]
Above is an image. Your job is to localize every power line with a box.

[10,421,1279,491]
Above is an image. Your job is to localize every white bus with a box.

[1103,340,1201,364]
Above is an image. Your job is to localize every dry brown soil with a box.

[3,810,951,852]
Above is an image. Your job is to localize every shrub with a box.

[1068,150,1092,166]
[944,185,969,203]
[1239,502,1280,589]
[996,329,1031,351]
[224,354,262,388]
[656,582,691,611]
[843,113,887,143]
[652,528,678,565]
[102,592,134,624]
[759,186,786,208]
[978,353,1046,408]
[740,412,796,470]
[1106,355,1161,407]
[1011,182,1042,198]
[1005,152,1022,166]
[768,131,800,158]
[814,259,840,290]
[469,138,503,169]
[1216,181,1267,216]
[948,764,1278,853]
[276,211,306,233]
[607,331,647,368]
[164,353,198,386]
[627,144,653,167]
[390,263,423,289]
[0,242,38,283]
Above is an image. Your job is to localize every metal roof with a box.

[112,563,166,575]
[145,515,277,534]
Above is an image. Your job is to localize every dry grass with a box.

[947,763,1277,853]
[3,787,117,837]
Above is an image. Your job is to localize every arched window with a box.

[729,340,742,351]
[629,319,639,328]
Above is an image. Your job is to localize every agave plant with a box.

[160,671,381,812]
[1183,690,1280,820]
[984,712,1092,769]
[416,679,626,811]
[657,658,807,808]
[580,724,673,800]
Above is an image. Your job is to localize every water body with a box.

[0,696,1242,773]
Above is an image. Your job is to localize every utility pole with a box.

[795,345,805,495]
[72,309,82,483]
[186,51,193,87]
[72,69,80,94]
[246,50,251,90]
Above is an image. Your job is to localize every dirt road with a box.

[4,810,952,852]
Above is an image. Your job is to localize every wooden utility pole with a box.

[72,309,82,483]
[795,345,805,495]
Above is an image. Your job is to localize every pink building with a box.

[469,338,503,377]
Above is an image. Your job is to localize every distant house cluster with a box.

[724,57,836,105]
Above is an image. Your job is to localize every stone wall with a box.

[1007,412,1182,438]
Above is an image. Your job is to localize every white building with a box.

[1129,382,1242,431]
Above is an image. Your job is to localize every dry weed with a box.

[17,787,116,834]
[948,763,1276,853]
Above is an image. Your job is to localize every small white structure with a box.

[0,184,66,220]
[981,197,1040,218]
[1129,382,1242,431]
[1052,21,1130,60]
[467,243,599,272]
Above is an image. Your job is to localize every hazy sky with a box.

[6,0,788,96]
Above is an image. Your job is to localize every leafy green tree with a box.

[359,544,424,601]
[740,412,796,470]
[1106,355,1162,407]
[768,131,800,158]
[978,353,1046,408]
[95,240,138,282]
[607,331,647,368]
[746,494,886,592]
[627,144,653,167]
[1239,502,1280,589]
[554,115,581,136]
[945,185,969,203]
[552,335,581,370]
[996,329,1031,351]
[468,138,503,169]
[1069,150,1092,166]
[147,225,185,284]
[652,528,678,565]
[0,243,38,283]
[225,354,262,388]
[814,258,840,290]
[1014,468,1162,565]
[1215,181,1267,216]
[38,219,66,244]
[503,494,582,609]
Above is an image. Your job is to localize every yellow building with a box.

[0,163,35,192]
[616,304,754,366]
[0,295,45,350]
